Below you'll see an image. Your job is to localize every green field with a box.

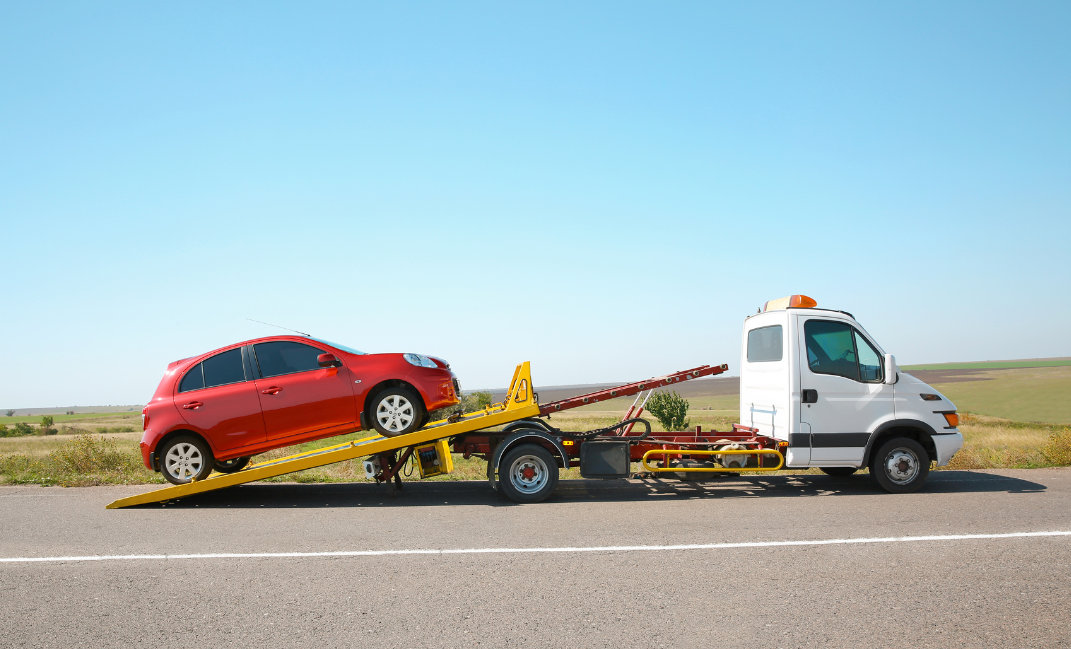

[1,363,1068,486]
[1,411,141,426]
[902,359,1071,371]
[921,366,1071,425]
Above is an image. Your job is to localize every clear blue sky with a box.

[2,1,1069,408]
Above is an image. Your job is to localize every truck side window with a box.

[747,325,783,362]
[804,320,884,383]
[805,320,856,379]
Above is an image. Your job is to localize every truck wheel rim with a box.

[164,443,203,480]
[884,448,919,485]
[509,454,549,494]
[376,395,415,433]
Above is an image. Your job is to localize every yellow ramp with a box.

[107,362,540,509]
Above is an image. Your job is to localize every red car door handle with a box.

[261,386,283,395]
[182,401,204,410]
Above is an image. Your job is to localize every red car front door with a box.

[251,341,358,440]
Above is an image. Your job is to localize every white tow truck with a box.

[108,295,963,508]
[740,295,963,491]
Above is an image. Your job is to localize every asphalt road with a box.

[2,469,1069,648]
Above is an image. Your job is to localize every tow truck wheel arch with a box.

[487,427,570,493]
[861,420,939,468]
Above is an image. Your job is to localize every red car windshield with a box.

[313,338,366,355]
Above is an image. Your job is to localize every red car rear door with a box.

[251,341,358,440]
[175,347,266,453]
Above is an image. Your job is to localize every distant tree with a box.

[4,410,13,417]
[646,391,691,432]
[13,422,33,436]
[38,415,57,436]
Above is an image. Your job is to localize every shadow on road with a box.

[139,470,1048,509]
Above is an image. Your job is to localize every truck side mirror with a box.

[883,354,898,384]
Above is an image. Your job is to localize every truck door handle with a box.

[182,401,204,410]
[802,389,818,404]
[261,386,283,395]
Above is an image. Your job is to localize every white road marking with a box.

[2,530,1069,565]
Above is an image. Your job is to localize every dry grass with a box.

[2,391,1071,488]
[944,413,1065,469]
[0,431,141,457]
[0,434,161,487]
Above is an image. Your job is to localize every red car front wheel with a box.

[370,387,426,437]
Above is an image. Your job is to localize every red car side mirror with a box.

[317,353,342,368]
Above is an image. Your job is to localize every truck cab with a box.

[739,295,964,492]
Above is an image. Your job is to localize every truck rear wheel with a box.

[499,444,558,504]
[870,437,929,493]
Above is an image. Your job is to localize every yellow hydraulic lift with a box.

[107,362,541,509]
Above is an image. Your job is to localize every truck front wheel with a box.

[499,444,559,504]
[870,437,929,493]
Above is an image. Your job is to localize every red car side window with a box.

[253,341,324,378]
[202,348,245,388]
[178,365,204,392]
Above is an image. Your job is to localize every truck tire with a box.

[370,386,426,437]
[870,437,929,493]
[499,443,558,504]
[159,435,214,485]
[819,467,858,477]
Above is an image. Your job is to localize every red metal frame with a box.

[453,363,787,470]
[537,364,728,415]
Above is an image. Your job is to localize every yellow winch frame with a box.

[641,448,785,473]
[106,362,541,509]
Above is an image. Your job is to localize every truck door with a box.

[797,318,893,465]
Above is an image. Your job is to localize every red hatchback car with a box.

[141,336,460,485]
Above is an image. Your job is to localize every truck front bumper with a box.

[933,432,965,466]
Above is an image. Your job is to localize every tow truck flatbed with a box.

[107,362,730,508]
